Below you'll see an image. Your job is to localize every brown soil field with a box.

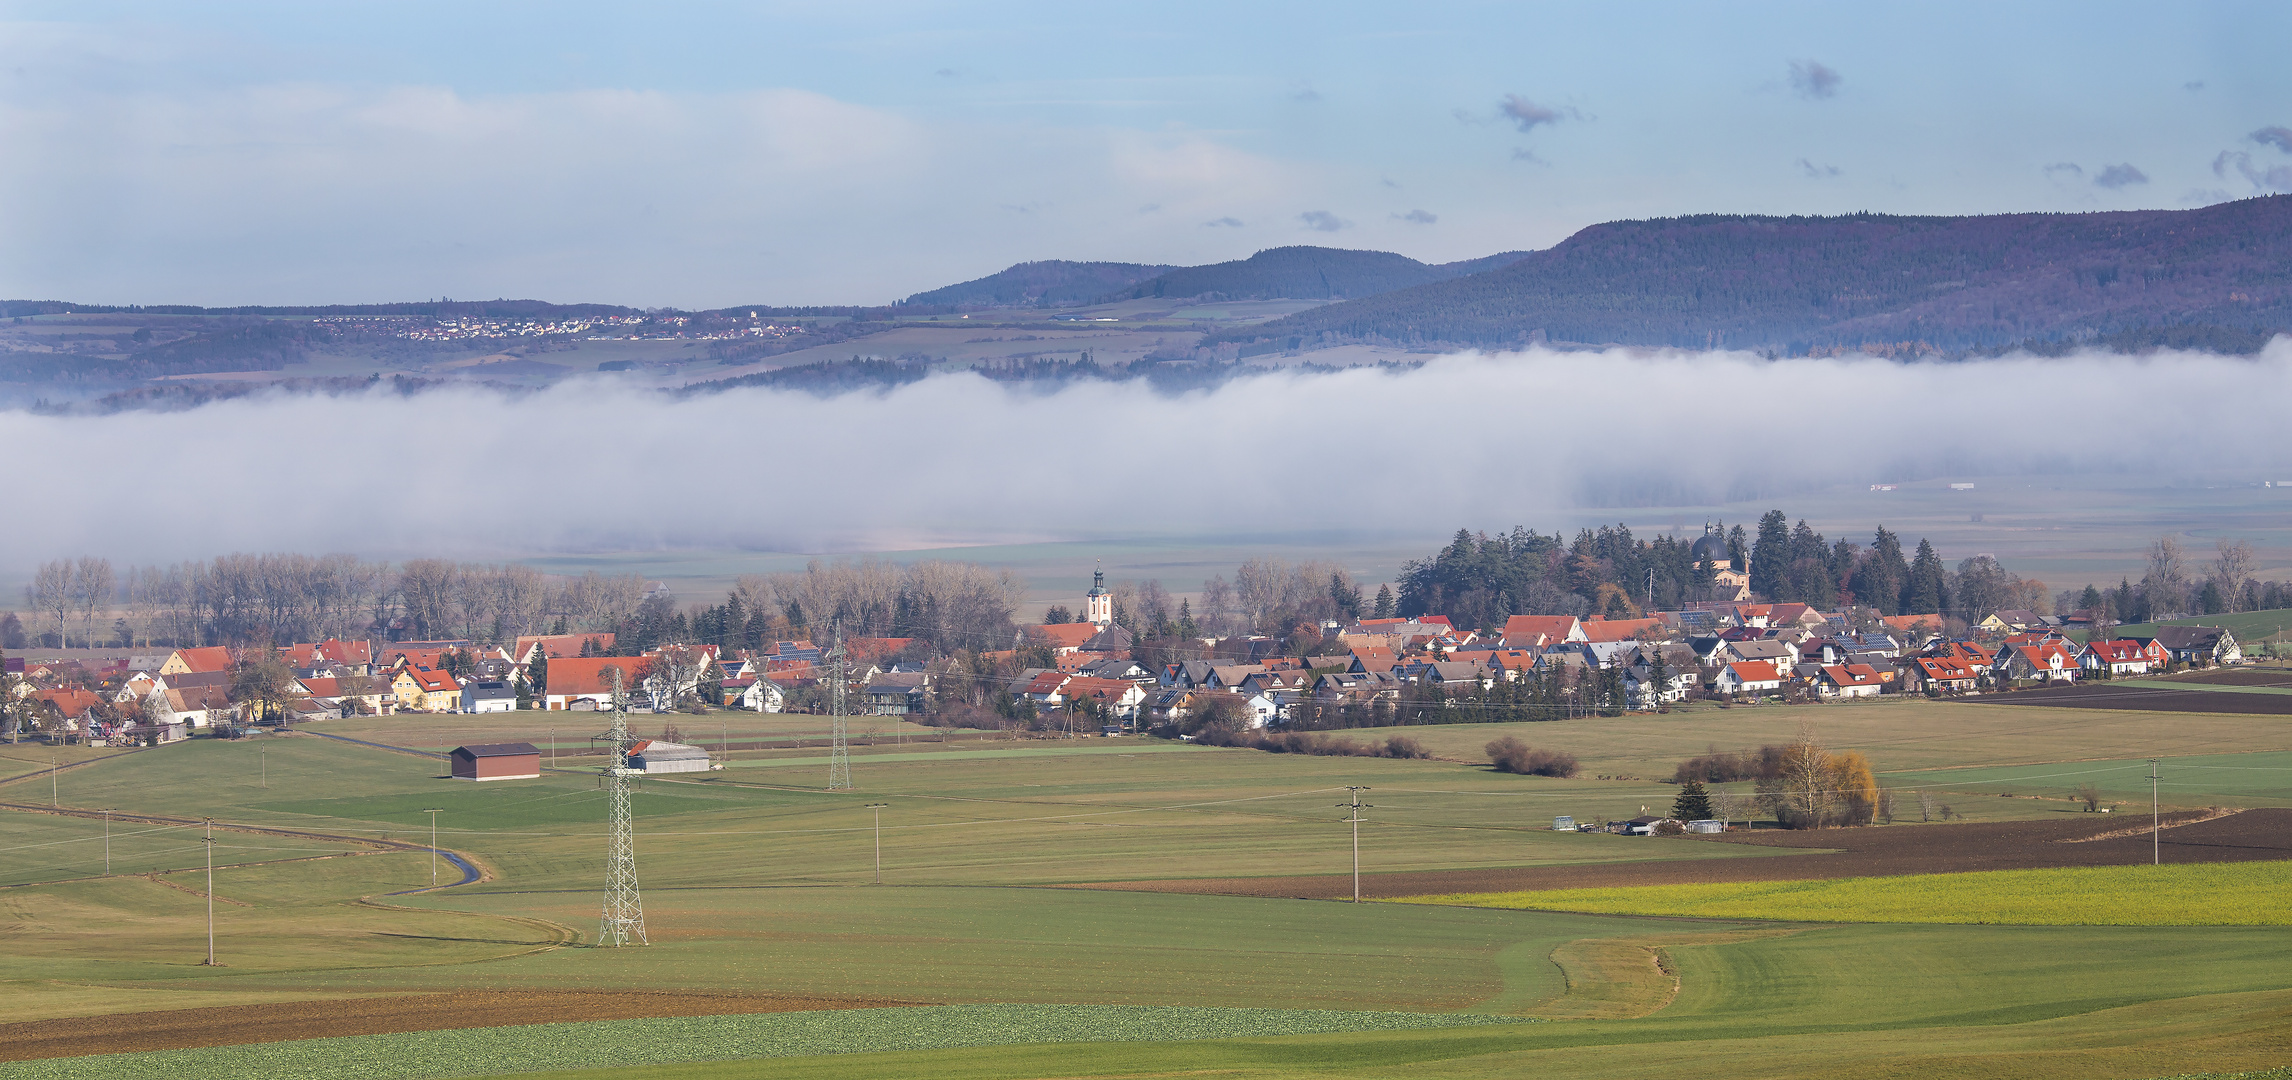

[0,989,919,1063]
[2171,669,2292,688]
[1981,684,2292,714]
[1066,808,2292,900]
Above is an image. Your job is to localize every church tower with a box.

[1084,563,1113,628]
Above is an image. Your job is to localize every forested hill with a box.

[898,260,1174,308]
[1208,196,2292,353]
[1106,246,1533,303]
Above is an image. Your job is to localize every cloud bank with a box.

[4,345,2290,570]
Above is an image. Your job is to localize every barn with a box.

[449,742,542,781]
[628,739,711,773]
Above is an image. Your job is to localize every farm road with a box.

[1066,808,2292,900]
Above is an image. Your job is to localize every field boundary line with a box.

[2060,807,2243,843]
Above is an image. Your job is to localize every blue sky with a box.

[3,1,2288,306]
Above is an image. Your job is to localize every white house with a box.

[1714,660,1785,696]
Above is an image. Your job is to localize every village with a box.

[0,550,2250,751]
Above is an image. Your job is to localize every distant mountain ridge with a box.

[899,261,1174,308]
[1210,196,2292,353]
[1105,246,1533,303]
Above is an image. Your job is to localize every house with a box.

[1204,665,1268,692]
[862,673,930,715]
[1579,617,1667,643]
[539,657,646,711]
[1717,638,1797,669]
[1501,615,1585,649]
[1817,664,1887,698]
[1880,614,1947,642]
[165,685,232,726]
[1485,649,1540,682]
[721,676,785,712]
[1996,642,2080,684]
[298,676,386,715]
[1978,609,2053,635]
[1345,647,1398,676]
[627,739,711,773]
[1016,670,1073,707]
[514,633,615,665]
[1713,660,1785,696]
[1910,656,1982,694]
[1312,670,1403,701]
[2083,638,2166,675]
[159,646,234,676]
[450,742,541,781]
[464,680,517,713]
[1243,693,1282,728]
[1422,662,1491,691]
[1623,644,1700,706]
[1022,623,1100,655]
[2135,626,2243,666]
[390,667,462,711]
[1060,676,1147,719]
[1144,688,1196,723]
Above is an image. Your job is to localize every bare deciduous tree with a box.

[2211,539,2256,615]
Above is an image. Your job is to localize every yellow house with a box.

[390,667,462,712]
[158,646,234,676]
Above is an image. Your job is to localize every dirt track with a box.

[1065,808,2292,900]
[0,990,921,1062]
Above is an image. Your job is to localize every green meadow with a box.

[3,705,2291,1079]
[1393,860,2292,926]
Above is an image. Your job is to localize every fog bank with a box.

[2,344,2287,569]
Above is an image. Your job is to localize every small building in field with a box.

[450,742,542,781]
[628,739,711,773]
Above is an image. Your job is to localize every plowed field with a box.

[0,990,918,1062]
[1066,808,2292,900]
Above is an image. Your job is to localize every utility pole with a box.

[598,666,647,946]
[1337,787,1372,903]
[866,803,889,884]
[826,635,851,791]
[2148,757,2162,866]
[52,755,58,806]
[260,747,266,789]
[101,808,114,875]
[423,808,444,887]
[202,818,216,966]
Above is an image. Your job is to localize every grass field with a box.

[1393,860,2292,925]
[5,696,2292,1079]
[1881,750,2292,807]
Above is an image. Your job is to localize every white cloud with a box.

[4,344,2289,568]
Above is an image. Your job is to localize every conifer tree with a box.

[1672,779,1715,822]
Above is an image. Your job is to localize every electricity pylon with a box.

[598,666,647,946]
[826,636,852,791]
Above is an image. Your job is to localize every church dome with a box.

[1690,528,1730,565]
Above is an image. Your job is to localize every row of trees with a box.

[15,553,655,649]
[2065,537,2287,625]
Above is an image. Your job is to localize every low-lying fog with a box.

[3,344,2288,569]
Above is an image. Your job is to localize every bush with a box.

[1485,736,1579,777]
[1380,735,1429,759]
[1670,744,1789,785]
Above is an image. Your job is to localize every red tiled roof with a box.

[1580,617,1664,642]
[1501,615,1579,646]
[174,646,234,673]
[543,657,647,696]
[1024,624,1099,651]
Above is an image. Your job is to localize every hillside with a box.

[1210,196,2292,353]
[1107,246,1533,303]
[899,260,1173,308]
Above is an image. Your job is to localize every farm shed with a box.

[449,742,542,781]
[628,739,711,773]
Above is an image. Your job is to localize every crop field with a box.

[1883,750,2292,806]
[4,701,2292,1079]
[1393,860,2292,925]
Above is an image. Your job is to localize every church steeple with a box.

[1085,561,1112,627]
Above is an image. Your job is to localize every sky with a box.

[3,2,2290,307]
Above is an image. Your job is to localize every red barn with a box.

[449,742,542,781]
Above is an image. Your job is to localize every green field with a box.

[1393,861,2292,925]
[1881,750,2292,807]
[4,700,2292,1079]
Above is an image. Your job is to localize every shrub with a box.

[1485,736,1579,777]
[1670,744,1789,784]
[1380,735,1429,759]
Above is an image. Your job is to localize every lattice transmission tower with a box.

[826,636,852,791]
[598,667,648,946]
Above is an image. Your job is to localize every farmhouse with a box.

[541,657,644,710]
[2135,626,2242,666]
[450,742,541,781]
